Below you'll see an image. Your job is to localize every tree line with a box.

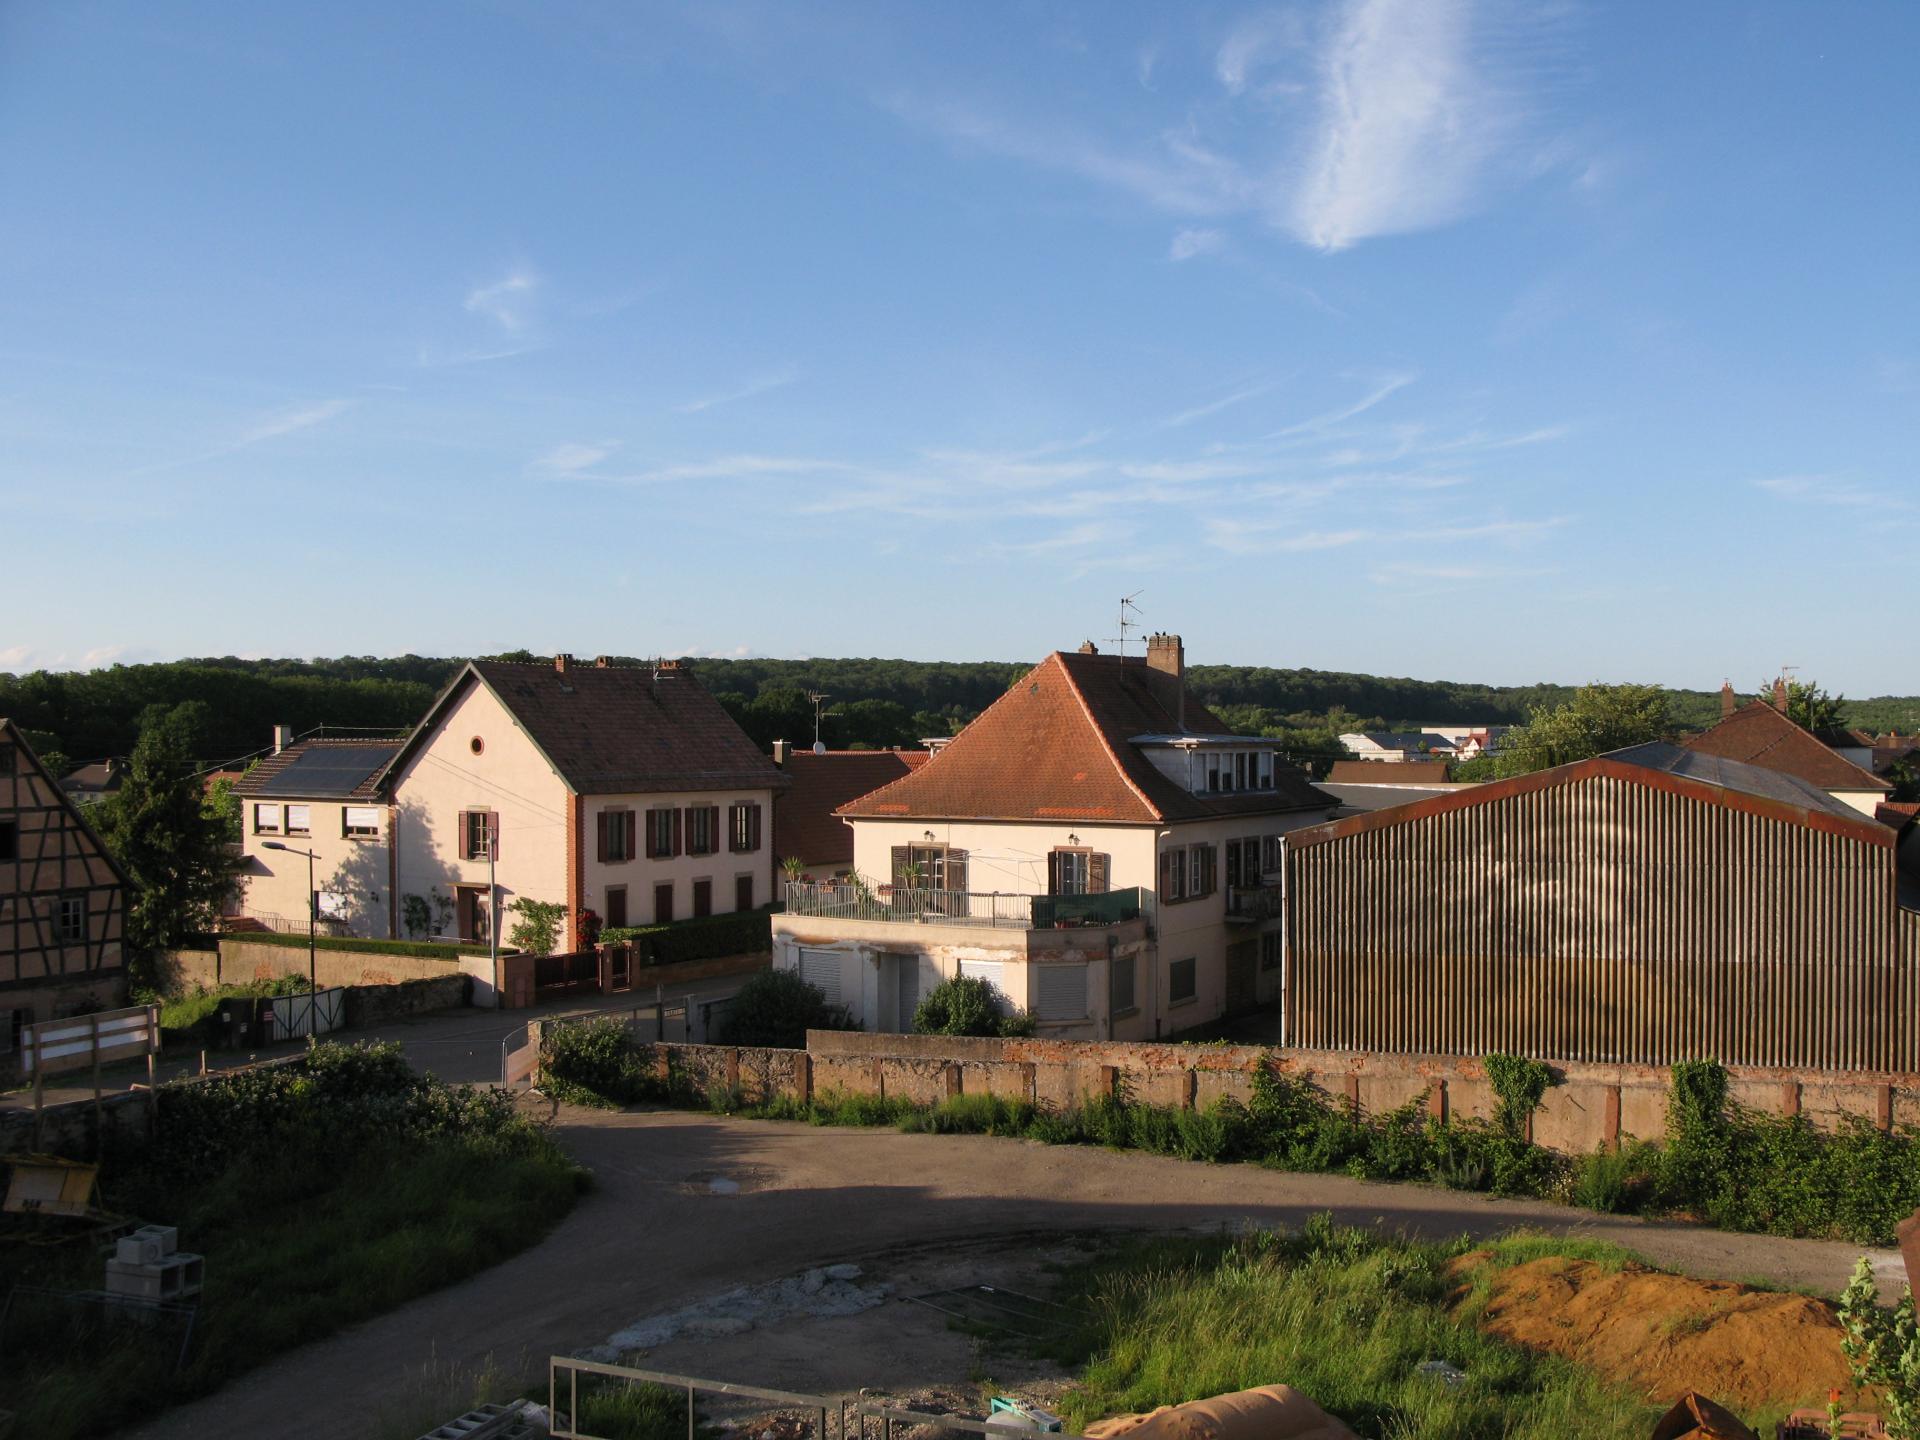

[4,652,1913,777]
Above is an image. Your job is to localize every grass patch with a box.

[1040,1220,1665,1440]
[0,1041,584,1440]
[149,975,311,1045]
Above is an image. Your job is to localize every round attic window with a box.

[470,736,485,756]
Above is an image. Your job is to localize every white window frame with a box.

[343,806,381,839]
[254,803,283,835]
[285,803,311,836]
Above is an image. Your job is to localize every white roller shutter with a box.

[798,948,843,1005]
[1033,963,1088,1022]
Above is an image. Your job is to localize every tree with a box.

[506,898,567,955]
[1494,683,1670,777]
[91,702,238,987]
[1763,676,1847,733]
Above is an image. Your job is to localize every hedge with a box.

[599,906,773,968]
[221,931,488,960]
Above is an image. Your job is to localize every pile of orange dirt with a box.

[1456,1254,1865,1414]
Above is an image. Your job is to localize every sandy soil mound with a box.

[1460,1255,1861,1413]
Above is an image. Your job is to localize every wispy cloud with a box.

[676,369,799,415]
[1160,378,1282,429]
[236,398,355,447]
[1369,560,1554,587]
[1168,227,1225,262]
[883,0,1557,254]
[465,269,540,331]
[530,442,619,477]
[1753,475,1910,510]
[1267,372,1414,437]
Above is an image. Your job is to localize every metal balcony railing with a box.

[783,883,1146,930]
[1225,883,1285,922]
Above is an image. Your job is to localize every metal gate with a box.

[264,986,346,1042]
[547,1359,838,1440]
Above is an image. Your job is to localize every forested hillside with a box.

[2,651,1912,774]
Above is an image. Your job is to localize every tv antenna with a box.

[805,691,835,753]
[1105,591,1146,656]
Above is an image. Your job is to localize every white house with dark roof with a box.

[772,635,1336,1040]
[377,655,784,953]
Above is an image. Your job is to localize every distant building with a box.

[1339,731,1460,763]
[773,635,1336,1040]
[1683,681,1892,816]
[58,758,126,809]
[1320,758,1468,816]
[769,742,928,880]
[2,719,128,1065]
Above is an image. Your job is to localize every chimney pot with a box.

[593,655,613,668]
[1720,680,1736,720]
[554,653,573,674]
[1078,640,1099,654]
[1144,632,1186,730]
[1772,675,1789,713]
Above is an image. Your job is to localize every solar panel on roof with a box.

[255,746,396,797]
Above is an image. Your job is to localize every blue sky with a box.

[3,1,1916,692]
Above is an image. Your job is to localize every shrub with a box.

[1484,1053,1555,1139]
[226,931,485,959]
[912,976,1034,1038]
[1839,1256,1920,1440]
[715,969,855,1049]
[600,909,774,967]
[507,898,568,956]
[539,1018,661,1108]
[1571,1141,1658,1214]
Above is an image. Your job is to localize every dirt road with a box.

[122,1104,1900,1440]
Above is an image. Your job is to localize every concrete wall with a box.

[625,1028,1920,1155]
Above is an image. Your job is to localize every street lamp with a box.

[261,840,319,1002]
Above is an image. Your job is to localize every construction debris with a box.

[1082,1385,1360,1440]
[1648,1393,1757,1440]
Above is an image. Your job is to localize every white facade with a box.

[239,796,394,938]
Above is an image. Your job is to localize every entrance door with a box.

[735,874,755,913]
[653,883,674,924]
[605,886,628,930]
[693,879,713,918]
[1225,939,1258,1016]
[456,885,491,944]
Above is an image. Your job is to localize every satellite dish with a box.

[812,740,827,755]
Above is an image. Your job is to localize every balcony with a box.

[1224,883,1285,924]
[782,882,1146,931]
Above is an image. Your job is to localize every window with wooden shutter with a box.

[486,812,500,860]
[457,810,472,858]
[890,845,910,886]
[945,849,968,894]
[672,808,683,857]
[1159,846,1185,902]
[1109,953,1136,1014]
[624,810,637,863]
[596,811,610,863]
[1089,852,1110,893]
[647,808,672,858]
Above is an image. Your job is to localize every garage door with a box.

[1033,963,1088,1022]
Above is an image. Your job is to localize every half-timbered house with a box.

[0,717,128,1065]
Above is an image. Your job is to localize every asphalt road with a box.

[122,1102,1903,1440]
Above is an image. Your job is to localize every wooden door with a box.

[653,883,674,924]
[605,886,628,929]
[735,875,754,912]
[693,879,712,918]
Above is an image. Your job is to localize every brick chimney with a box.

[554,653,573,674]
[593,655,614,668]
[1720,681,1736,720]
[1145,632,1186,731]
[772,739,790,767]
[1078,640,1099,654]
[1772,675,1789,713]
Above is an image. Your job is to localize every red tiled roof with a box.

[773,750,929,866]
[1681,702,1892,794]
[1327,759,1452,784]
[839,651,1332,824]
[1877,801,1920,832]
